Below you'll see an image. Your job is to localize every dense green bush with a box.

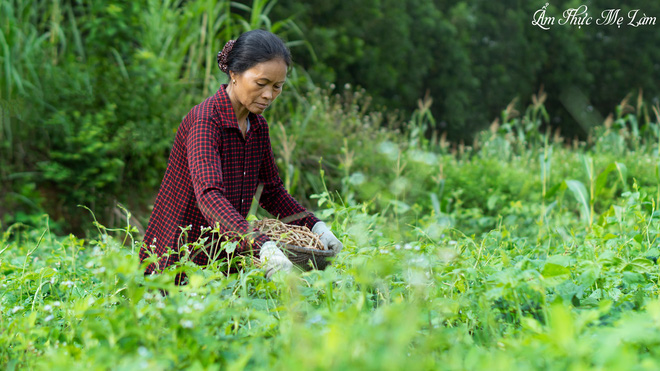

[268,0,660,140]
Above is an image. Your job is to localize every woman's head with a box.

[217,29,292,76]
[218,30,291,115]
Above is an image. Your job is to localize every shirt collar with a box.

[213,84,263,132]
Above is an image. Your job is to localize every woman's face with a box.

[230,58,287,115]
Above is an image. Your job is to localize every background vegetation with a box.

[268,0,660,140]
[3,0,660,369]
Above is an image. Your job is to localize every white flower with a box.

[379,249,389,254]
[44,305,52,312]
[404,243,413,250]
[62,280,74,288]
[180,319,194,328]
[45,315,54,322]
[156,302,165,309]
[53,301,61,307]
[11,306,23,314]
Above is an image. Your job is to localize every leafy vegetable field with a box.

[5,114,660,370]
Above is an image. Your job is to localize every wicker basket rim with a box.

[280,243,336,257]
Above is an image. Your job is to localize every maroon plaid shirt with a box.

[140,84,319,274]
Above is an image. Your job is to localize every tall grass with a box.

[139,0,308,98]
[0,0,50,169]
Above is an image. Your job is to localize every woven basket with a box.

[280,243,336,270]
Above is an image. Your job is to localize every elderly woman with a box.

[140,30,342,279]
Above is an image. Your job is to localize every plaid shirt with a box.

[140,85,319,274]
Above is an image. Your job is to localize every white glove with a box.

[259,241,293,279]
[312,222,343,253]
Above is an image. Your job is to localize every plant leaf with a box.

[595,163,616,196]
[565,180,590,222]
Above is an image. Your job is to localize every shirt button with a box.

[243,171,246,176]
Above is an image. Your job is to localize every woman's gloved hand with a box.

[259,241,293,279]
[312,222,343,253]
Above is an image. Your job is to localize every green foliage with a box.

[265,84,397,204]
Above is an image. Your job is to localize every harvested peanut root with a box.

[253,218,325,250]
